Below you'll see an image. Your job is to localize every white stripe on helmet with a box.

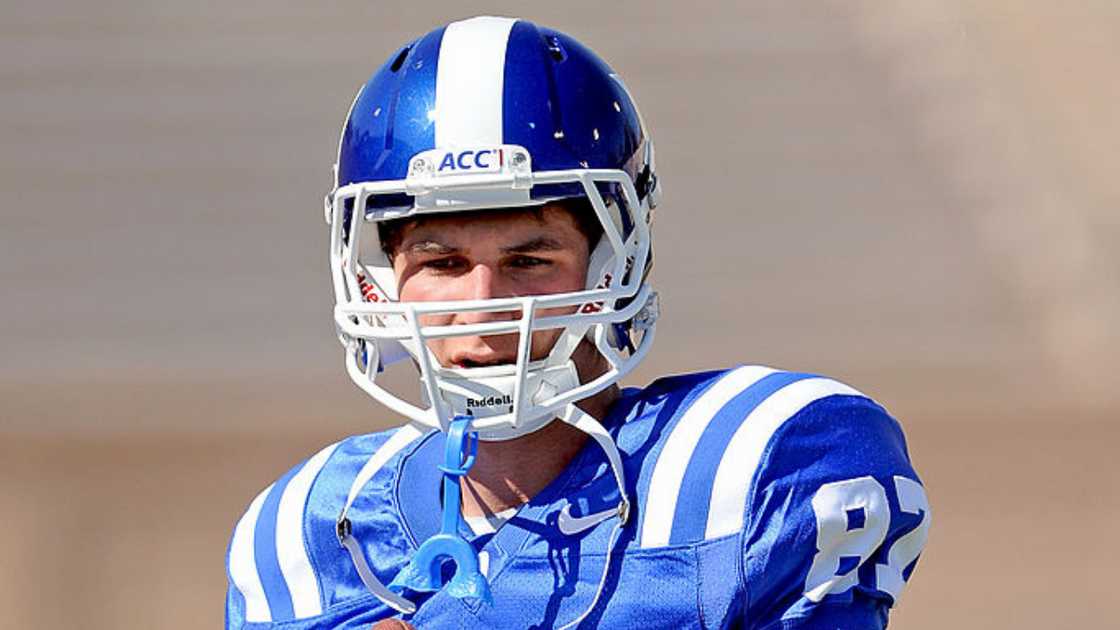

[434,16,518,148]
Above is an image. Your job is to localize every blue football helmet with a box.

[325,16,661,441]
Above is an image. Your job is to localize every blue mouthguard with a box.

[389,414,493,604]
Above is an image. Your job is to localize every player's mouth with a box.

[451,355,516,369]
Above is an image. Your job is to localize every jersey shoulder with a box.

[622,366,928,627]
[622,365,918,548]
[741,382,929,626]
[225,426,427,629]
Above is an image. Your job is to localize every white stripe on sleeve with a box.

[275,441,341,619]
[704,377,865,540]
[639,366,777,548]
[434,16,518,148]
[229,483,274,623]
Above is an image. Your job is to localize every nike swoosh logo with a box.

[557,503,616,535]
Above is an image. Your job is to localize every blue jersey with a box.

[226,366,930,629]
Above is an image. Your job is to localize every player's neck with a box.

[460,383,619,519]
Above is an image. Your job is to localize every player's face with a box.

[391,204,590,369]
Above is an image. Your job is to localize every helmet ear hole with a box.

[635,165,655,203]
[390,46,411,72]
[545,35,567,63]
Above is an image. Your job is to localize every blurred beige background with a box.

[2,1,1117,628]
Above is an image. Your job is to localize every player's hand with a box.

[370,620,415,630]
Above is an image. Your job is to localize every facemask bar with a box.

[339,287,656,433]
[329,166,656,439]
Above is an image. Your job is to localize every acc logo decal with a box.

[407,145,529,182]
[437,149,504,173]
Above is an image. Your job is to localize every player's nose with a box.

[464,263,498,301]
[456,264,519,324]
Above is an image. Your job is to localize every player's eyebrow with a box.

[402,240,459,256]
[501,236,567,254]
[403,236,568,256]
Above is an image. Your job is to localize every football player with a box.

[225,16,930,629]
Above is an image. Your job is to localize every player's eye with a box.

[507,255,550,270]
[421,256,467,273]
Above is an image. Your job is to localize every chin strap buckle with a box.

[617,498,631,526]
[335,516,352,544]
[632,291,660,332]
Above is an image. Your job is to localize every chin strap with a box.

[336,423,425,615]
[555,404,631,630]
[557,405,630,533]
